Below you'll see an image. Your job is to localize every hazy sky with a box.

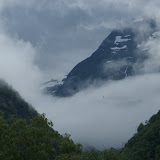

[1,0,160,79]
[0,0,160,150]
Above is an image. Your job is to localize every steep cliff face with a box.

[45,20,157,97]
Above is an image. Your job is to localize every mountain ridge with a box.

[45,19,157,97]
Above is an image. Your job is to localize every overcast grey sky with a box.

[1,0,160,150]
[1,0,159,79]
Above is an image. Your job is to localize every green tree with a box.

[0,115,60,160]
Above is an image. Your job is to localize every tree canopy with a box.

[1,80,160,160]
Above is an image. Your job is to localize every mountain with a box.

[0,80,83,160]
[1,81,160,159]
[119,110,160,160]
[0,80,37,119]
[0,80,120,160]
[46,19,158,97]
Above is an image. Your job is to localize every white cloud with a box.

[33,74,160,150]
[0,29,44,101]
[1,0,159,76]
[1,0,160,151]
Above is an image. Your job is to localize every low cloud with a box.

[0,29,44,101]
[1,0,160,151]
[33,74,160,150]
[1,29,159,149]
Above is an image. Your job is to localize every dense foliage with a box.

[0,114,119,160]
[0,80,37,119]
[120,111,160,160]
[1,80,160,160]
[0,114,83,160]
[0,81,118,160]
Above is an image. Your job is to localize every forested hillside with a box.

[0,80,37,119]
[1,80,160,160]
[120,110,160,160]
[0,81,118,160]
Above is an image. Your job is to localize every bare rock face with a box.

[45,19,158,97]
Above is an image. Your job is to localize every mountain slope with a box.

[120,110,160,160]
[0,80,119,160]
[0,81,82,159]
[2,81,160,159]
[46,20,157,97]
[0,80,37,119]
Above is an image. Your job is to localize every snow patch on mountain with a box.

[114,36,131,45]
[111,45,127,50]
[137,44,141,48]
[124,67,128,77]
[149,31,160,40]
[106,60,113,63]
[141,48,149,51]
[40,79,63,90]
[124,35,131,38]
[133,18,144,23]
